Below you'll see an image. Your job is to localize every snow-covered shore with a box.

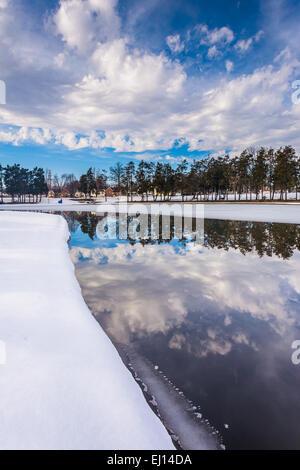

[96,202,300,224]
[203,203,300,224]
[1,201,300,224]
[0,212,174,450]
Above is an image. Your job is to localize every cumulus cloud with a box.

[0,127,53,146]
[0,1,299,156]
[70,233,300,345]
[186,56,300,152]
[52,0,120,52]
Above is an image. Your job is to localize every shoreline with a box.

[0,211,174,450]
[1,201,300,225]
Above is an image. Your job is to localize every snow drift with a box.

[0,212,174,450]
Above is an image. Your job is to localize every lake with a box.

[64,211,300,450]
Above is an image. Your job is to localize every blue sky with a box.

[0,0,299,176]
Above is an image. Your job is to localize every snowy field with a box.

[1,197,81,205]
[94,192,300,203]
[40,197,81,205]
[0,211,174,450]
[1,199,300,224]
[95,202,300,224]
[203,203,300,224]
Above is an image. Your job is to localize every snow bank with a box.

[2,202,300,224]
[0,212,174,450]
[203,203,300,224]
[97,202,300,224]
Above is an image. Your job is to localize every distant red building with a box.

[105,188,115,198]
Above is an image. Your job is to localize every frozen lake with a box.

[65,211,300,450]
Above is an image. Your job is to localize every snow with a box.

[203,203,300,224]
[0,211,174,450]
[95,192,300,202]
[96,202,300,224]
[1,201,300,224]
[1,197,81,205]
[39,197,82,205]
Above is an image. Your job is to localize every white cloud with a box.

[234,30,264,53]
[199,24,234,45]
[70,237,300,346]
[53,0,120,53]
[207,45,219,59]
[0,127,53,146]
[235,38,252,53]
[1,50,300,153]
[254,30,264,42]
[225,60,234,72]
[185,56,300,152]
[0,2,299,156]
[166,34,184,53]
[202,24,235,59]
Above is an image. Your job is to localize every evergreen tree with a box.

[252,147,268,200]
[175,160,188,201]
[122,161,135,202]
[136,161,148,201]
[96,170,108,199]
[86,168,97,198]
[78,174,88,197]
[274,146,296,200]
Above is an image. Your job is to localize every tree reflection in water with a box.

[63,211,300,260]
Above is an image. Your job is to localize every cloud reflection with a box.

[70,240,300,354]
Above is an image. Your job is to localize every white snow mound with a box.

[0,212,174,450]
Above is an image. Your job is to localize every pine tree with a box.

[274,146,296,200]
[123,162,135,202]
[86,168,97,198]
[136,161,148,201]
[252,147,268,200]
[78,174,88,198]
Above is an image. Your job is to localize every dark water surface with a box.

[65,211,300,450]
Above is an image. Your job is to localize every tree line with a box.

[75,145,300,202]
[1,145,299,202]
[0,164,48,203]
